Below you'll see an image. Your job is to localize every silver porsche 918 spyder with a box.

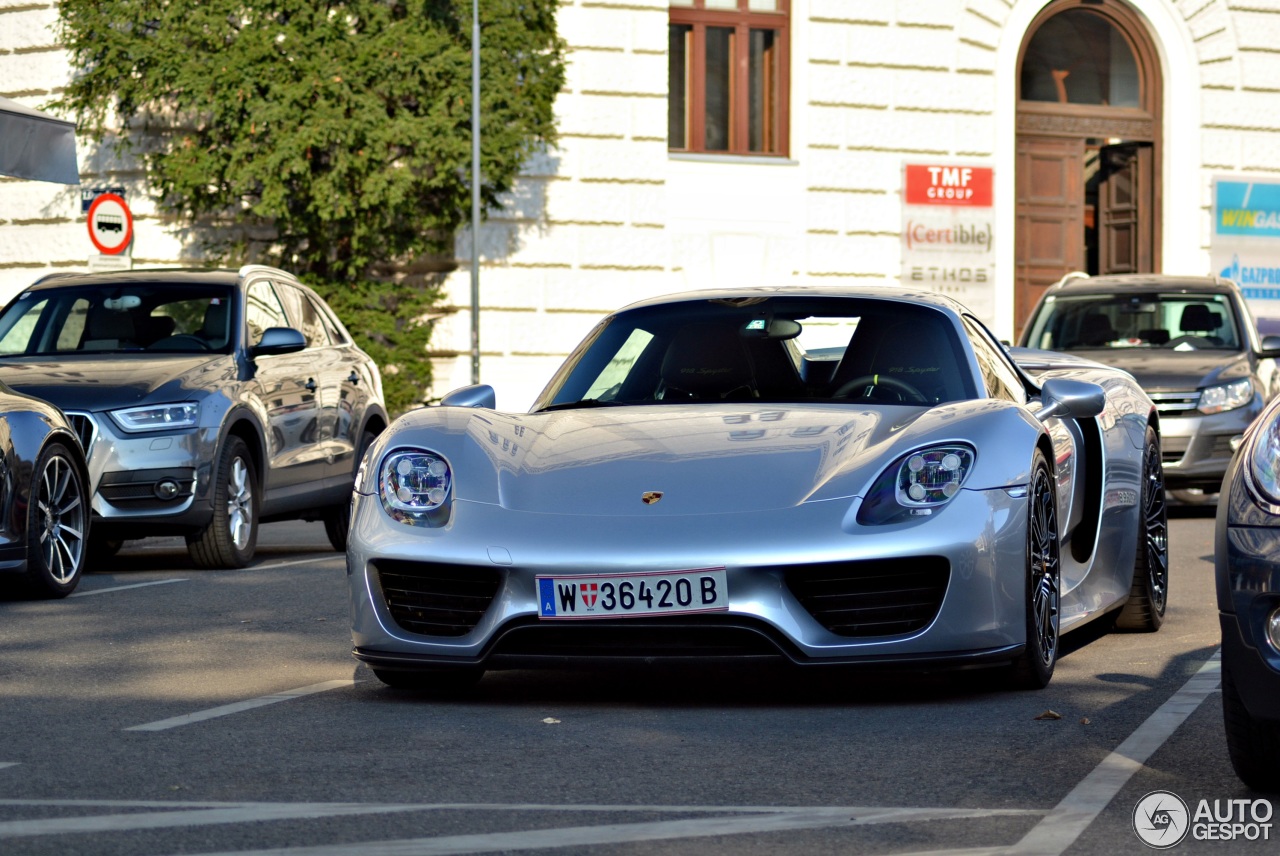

[347,286,1168,691]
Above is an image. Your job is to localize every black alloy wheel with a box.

[187,436,259,569]
[23,442,87,598]
[324,428,379,552]
[1116,426,1169,632]
[1010,448,1060,689]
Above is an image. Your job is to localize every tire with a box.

[1116,426,1169,632]
[87,531,124,562]
[21,442,88,598]
[187,436,258,569]
[371,668,484,692]
[1010,448,1061,690]
[323,428,378,552]
[1222,663,1280,792]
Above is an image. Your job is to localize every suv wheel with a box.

[187,436,258,569]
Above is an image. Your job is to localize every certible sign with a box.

[537,568,729,619]
[87,192,134,255]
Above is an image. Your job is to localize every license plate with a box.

[537,568,729,619]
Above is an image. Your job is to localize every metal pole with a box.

[469,0,481,385]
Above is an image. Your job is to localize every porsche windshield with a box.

[535,296,978,409]
[1025,292,1243,351]
[0,284,236,356]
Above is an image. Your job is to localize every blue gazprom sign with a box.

[1216,180,1280,238]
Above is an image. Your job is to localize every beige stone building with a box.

[3,0,1278,410]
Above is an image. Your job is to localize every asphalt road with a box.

[0,508,1274,856]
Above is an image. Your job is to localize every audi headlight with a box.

[857,444,976,525]
[1198,379,1253,414]
[380,449,451,526]
[108,402,199,433]
[1248,411,1280,506]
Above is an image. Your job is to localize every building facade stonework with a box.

[1,0,1276,409]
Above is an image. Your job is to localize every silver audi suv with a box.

[0,266,387,568]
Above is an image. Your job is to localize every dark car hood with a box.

[0,355,233,411]
[1063,347,1251,390]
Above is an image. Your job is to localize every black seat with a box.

[1180,304,1222,342]
[200,300,231,349]
[827,316,964,404]
[1079,313,1118,347]
[659,324,756,400]
[81,308,137,350]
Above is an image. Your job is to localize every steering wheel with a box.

[833,374,928,403]
[1165,335,1215,349]
[149,334,211,352]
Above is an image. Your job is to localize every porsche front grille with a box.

[785,557,950,638]
[372,560,501,637]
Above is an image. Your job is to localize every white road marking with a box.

[253,556,344,571]
[0,800,1039,845]
[0,764,17,771]
[1,653,1224,854]
[180,807,1043,856]
[124,680,356,732]
[69,579,186,597]
[889,652,1224,856]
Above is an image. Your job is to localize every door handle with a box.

[347,370,360,385]
[305,378,317,391]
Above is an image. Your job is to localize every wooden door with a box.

[1097,142,1153,276]
[1015,135,1085,334]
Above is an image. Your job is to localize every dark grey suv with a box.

[0,266,388,568]
[1020,274,1280,497]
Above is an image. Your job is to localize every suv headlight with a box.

[380,449,452,526]
[1198,379,1253,414]
[857,444,976,525]
[1248,411,1280,506]
[108,402,199,433]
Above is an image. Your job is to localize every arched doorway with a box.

[1014,0,1162,333]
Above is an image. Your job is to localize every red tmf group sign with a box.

[904,165,994,207]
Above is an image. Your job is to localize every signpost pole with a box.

[470,0,482,386]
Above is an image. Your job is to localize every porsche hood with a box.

[376,403,1037,516]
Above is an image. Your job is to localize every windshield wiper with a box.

[537,398,628,412]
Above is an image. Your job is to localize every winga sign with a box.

[1212,177,1280,323]
[1216,180,1280,238]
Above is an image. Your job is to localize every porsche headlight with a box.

[857,443,976,525]
[1198,379,1253,414]
[108,402,199,433]
[380,449,451,525]
[1248,412,1280,506]
[896,446,975,508]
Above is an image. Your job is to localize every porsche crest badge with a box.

[641,491,663,505]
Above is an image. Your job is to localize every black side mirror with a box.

[251,326,306,357]
[1259,335,1280,359]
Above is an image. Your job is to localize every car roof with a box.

[22,266,296,292]
[614,285,971,316]
[1043,273,1241,297]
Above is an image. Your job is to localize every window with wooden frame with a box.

[668,0,790,157]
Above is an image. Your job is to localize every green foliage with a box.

[54,0,565,411]
[56,0,564,278]
[309,278,440,416]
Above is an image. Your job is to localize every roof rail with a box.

[1054,271,1090,287]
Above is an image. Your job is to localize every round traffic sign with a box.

[87,193,134,255]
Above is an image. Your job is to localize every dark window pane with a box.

[668,25,691,149]
[704,27,733,152]
[749,28,777,152]
[1020,10,1140,107]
